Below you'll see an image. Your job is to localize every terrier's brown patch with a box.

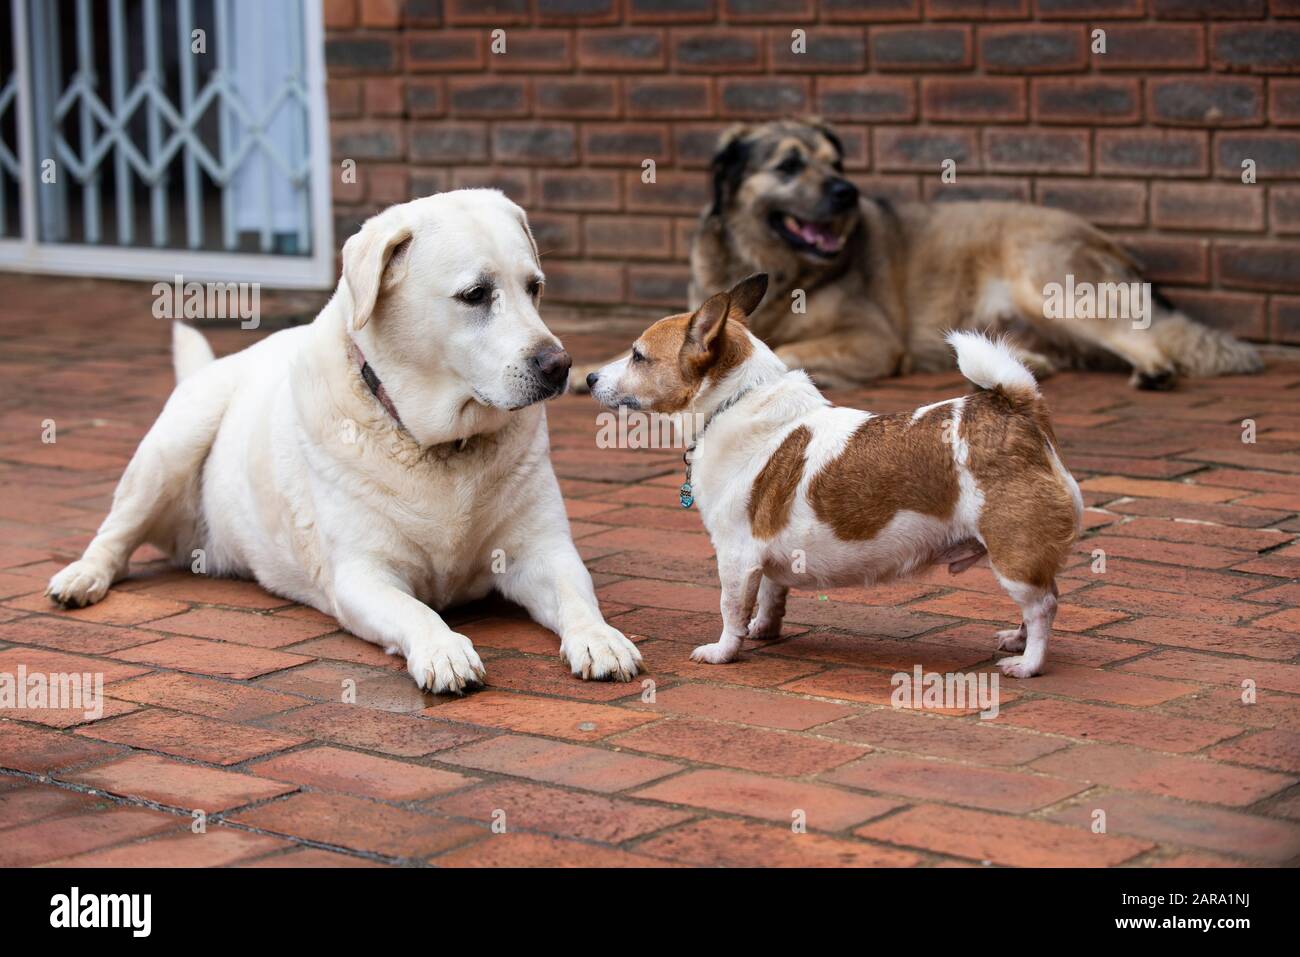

[808,407,959,541]
[961,389,1077,589]
[748,425,812,539]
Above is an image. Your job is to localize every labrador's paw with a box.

[406,632,486,695]
[47,560,114,609]
[562,624,641,681]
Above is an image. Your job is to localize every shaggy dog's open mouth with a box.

[768,211,845,258]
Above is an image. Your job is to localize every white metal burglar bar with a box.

[0,0,333,288]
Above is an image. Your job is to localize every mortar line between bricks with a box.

[197,815,462,867]
[1031,786,1300,868]
[0,615,332,676]
[619,807,938,864]
[0,763,486,868]
[601,769,976,859]
[380,755,963,867]
[0,766,402,867]
[65,705,321,759]
[110,665,385,713]
[26,694,1288,833]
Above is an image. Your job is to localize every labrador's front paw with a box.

[47,559,115,608]
[561,624,641,681]
[406,632,486,695]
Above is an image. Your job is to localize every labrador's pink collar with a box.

[348,341,404,429]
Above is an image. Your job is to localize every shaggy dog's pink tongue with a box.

[784,215,843,253]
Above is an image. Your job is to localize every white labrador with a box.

[48,189,642,694]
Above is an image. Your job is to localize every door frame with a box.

[0,0,335,289]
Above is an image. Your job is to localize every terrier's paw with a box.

[995,626,1026,653]
[406,633,486,695]
[690,640,739,665]
[562,624,641,681]
[47,560,114,609]
[746,617,782,641]
[997,655,1042,679]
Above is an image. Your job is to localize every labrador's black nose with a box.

[826,177,859,211]
[531,346,572,390]
[586,372,598,390]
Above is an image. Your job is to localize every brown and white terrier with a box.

[586,275,1083,677]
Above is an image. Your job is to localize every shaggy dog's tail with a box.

[1148,304,1264,378]
[172,322,215,382]
[947,330,1039,402]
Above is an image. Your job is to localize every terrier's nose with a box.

[586,372,598,390]
[530,346,572,389]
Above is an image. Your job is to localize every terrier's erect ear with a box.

[685,291,732,357]
[726,273,768,318]
[341,216,413,331]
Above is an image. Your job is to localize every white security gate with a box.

[0,0,333,287]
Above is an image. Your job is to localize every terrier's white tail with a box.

[172,321,215,382]
[947,330,1039,400]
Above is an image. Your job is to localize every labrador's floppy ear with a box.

[505,201,541,269]
[726,273,768,319]
[341,217,413,331]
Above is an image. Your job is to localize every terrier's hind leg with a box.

[994,580,1056,678]
[996,623,1026,653]
[747,575,789,640]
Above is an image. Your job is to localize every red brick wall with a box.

[323,0,1300,344]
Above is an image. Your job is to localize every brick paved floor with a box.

[1,274,1298,867]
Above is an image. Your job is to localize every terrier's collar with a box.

[693,385,755,451]
[347,340,404,429]
[680,385,754,509]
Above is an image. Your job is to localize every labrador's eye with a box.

[458,285,487,305]
[630,348,646,364]
[527,278,543,298]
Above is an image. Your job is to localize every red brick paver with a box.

[0,275,1297,867]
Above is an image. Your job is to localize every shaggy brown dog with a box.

[576,118,1261,391]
